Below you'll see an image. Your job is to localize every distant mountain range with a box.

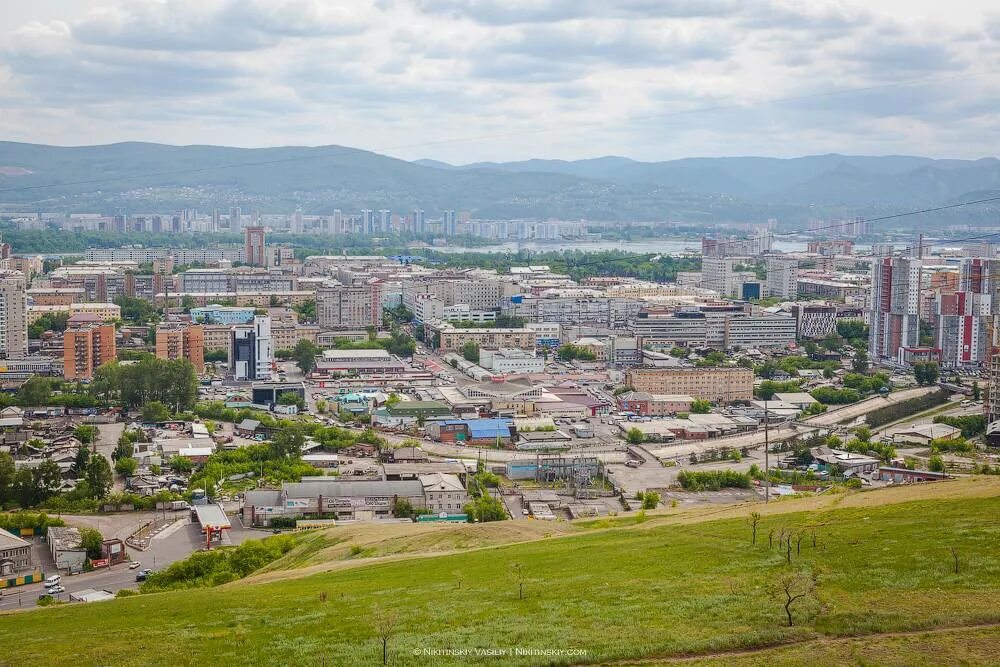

[1,141,998,226]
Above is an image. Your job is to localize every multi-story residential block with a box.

[156,322,205,373]
[430,322,536,352]
[624,367,753,403]
[27,302,120,325]
[63,313,116,380]
[700,257,744,298]
[869,257,921,363]
[316,282,381,329]
[84,247,245,264]
[628,307,796,350]
[244,227,267,267]
[26,287,86,306]
[765,257,798,299]
[0,271,28,358]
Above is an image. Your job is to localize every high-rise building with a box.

[211,208,220,233]
[155,322,205,373]
[360,209,375,235]
[412,209,425,235]
[231,316,273,381]
[316,282,382,329]
[379,209,392,233]
[328,210,343,235]
[442,210,457,236]
[869,257,921,363]
[701,257,742,298]
[765,257,798,299]
[0,270,28,358]
[935,258,1000,368]
[229,206,243,234]
[63,313,116,380]
[244,227,267,267]
[291,208,304,234]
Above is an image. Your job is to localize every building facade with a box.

[0,271,28,358]
[625,367,754,403]
[869,257,921,363]
[63,313,116,380]
[156,322,205,373]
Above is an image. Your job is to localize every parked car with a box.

[625,459,642,468]
[136,568,153,582]
[45,585,65,594]
[128,561,141,570]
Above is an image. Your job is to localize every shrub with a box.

[141,534,298,592]
[677,470,751,491]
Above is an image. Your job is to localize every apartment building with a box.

[0,271,28,358]
[869,257,921,363]
[63,313,116,380]
[625,367,754,403]
[628,308,795,350]
[26,287,86,306]
[430,322,536,352]
[27,302,121,325]
[85,247,245,264]
[156,322,205,373]
[316,282,382,329]
[765,257,798,299]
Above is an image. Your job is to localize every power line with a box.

[1,68,997,195]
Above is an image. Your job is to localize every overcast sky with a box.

[1,0,998,163]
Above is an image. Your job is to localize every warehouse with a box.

[241,480,426,526]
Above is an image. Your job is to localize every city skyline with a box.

[1,1,999,162]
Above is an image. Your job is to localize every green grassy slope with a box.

[1,488,998,666]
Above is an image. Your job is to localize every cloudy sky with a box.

[1,0,998,162]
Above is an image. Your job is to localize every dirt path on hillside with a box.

[599,621,1000,665]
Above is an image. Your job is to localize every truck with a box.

[170,500,190,511]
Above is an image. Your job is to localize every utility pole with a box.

[764,397,770,504]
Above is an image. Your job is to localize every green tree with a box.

[913,362,940,386]
[73,424,99,445]
[0,452,16,507]
[852,348,869,373]
[803,340,818,356]
[928,454,945,473]
[464,494,506,522]
[16,377,52,406]
[293,299,317,322]
[79,527,104,560]
[142,401,172,423]
[85,456,113,500]
[293,339,321,374]
[625,427,645,445]
[115,457,137,477]
[204,349,228,363]
[269,426,304,459]
[168,455,195,473]
[640,490,660,509]
[180,295,196,312]
[72,445,91,476]
[972,381,981,401]
[690,399,712,414]
[277,392,305,411]
[460,341,480,363]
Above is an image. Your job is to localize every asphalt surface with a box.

[0,514,255,612]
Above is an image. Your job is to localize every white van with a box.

[44,575,61,586]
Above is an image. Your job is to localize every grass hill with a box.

[1,478,998,666]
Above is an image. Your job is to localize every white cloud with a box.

[0,0,998,160]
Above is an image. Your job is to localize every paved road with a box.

[801,386,938,426]
[0,514,255,612]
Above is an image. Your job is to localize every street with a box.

[0,514,256,612]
